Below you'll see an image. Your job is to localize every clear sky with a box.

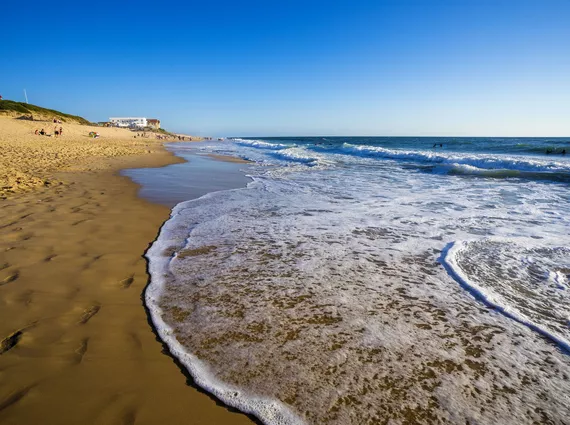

[2,0,569,136]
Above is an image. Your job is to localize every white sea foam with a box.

[342,143,570,174]
[145,191,304,425]
[443,238,570,352]
[146,141,570,424]
[270,147,334,167]
[234,138,289,150]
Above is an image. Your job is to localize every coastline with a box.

[143,136,570,424]
[145,198,303,425]
[0,117,254,424]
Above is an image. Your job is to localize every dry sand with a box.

[0,116,192,199]
[0,116,254,424]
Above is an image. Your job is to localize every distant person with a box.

[0,95,3,100]
[562,149,567,155]
[54,127,59,137]
[59,126,63,136]
[39,128,46,136]
[440,143,443,147]
[34,129,38,135]
[546,149,553,154]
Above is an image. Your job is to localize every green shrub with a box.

[0,100,91,125]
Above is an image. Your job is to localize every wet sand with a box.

[123,151,252,207]
[0,117,254,424]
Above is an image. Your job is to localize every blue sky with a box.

[2,0,569,136]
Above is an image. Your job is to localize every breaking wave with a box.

[341,143,570,176]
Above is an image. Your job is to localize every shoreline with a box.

[144,197,302,425]
[137,137,570,424]
[0,117,254,424]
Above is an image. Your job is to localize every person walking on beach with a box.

[54,126,59,137]
[59,126,63,136]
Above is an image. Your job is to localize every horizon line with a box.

[227,134,570,139]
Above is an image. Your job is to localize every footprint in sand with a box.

[71,338,89,365]
[1,271,19,286]
[94,395,138,425]
[128,332,142,351]
[119,276,134,289]
[0,330,23,355]
[82,255,103,271]
[78,305,101,324]
[121,408,137,425]
[0,385,35,413]
[44,254,57,262]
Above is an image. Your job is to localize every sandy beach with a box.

[0,116,253,424]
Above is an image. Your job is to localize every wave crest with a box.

[342,143,570,176]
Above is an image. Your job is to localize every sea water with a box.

[145,137,570,424]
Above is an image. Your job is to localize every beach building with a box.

[147,118,161,129]
[109,117,147,128]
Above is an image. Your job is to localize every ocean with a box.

[145,137,570,424]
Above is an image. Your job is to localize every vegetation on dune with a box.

[0,100,91,125]
[155,127,176,137]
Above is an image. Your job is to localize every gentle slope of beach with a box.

[0,116,182,198]
[0,116,253,424]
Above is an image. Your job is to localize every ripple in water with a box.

[444,239,570,351]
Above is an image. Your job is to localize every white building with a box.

[109,117,147,128]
